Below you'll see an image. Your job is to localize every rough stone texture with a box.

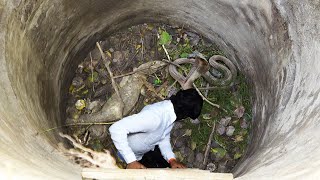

[0,0,319,179]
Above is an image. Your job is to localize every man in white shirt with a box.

[109,89,203,169]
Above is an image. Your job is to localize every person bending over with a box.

[109,89,203,169]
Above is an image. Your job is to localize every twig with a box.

[140,32,144,61]
[89,52,95,92]
[202,122,216,169]
[193,83,227,112]
[36,122,115,135]
[157,33,171,61]
[96,42,124,118]
[60,133,94,153]
[59,133,118,169]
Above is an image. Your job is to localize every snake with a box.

[168,55,237,90]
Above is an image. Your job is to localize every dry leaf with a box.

[185,129,192,136]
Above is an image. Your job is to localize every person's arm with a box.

[109,112,159,167]
[158,133,186,168]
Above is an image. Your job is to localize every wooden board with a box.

[82,168,233,180]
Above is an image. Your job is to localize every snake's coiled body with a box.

[169,55,237,90]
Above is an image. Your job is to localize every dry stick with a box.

[96,42,124,118]
[193,83,227,112]
[60,133,94,153]
[140,32,144,61]
[202,122,216,170]
[157,33,171,61]
[89,52,95,92]
[36,122,115,135]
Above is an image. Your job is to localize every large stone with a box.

[0,0,319,179]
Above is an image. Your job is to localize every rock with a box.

[144,33,154,50]
[175,140,184,149]
[186,32,200,46]
[179,146,186,156]
[217,161,227,173]
[195,153,204,165]
[210,152,216,162]
[210,151,224,162]
[186,163,193,168]
[167,86,177,98]
[190,118,200,124]
[226,126,235,136]
[94,84,109,98]
[172,129,185,138]
[89,125,107,138]
[240,118,248,129]
[66,106,81,120]
[90,48,102,60]
[211,141,220,148]
[113,51,124,62]
[72,76,84,88]
[226,159,236,169]
[220,117,231,126]
[87,100,103,113]
[184,147,192,155]
[187,151,195,164]
[234,106,245,118]
[206,163,216,172]
[216,124,226,135]
[173,122,183,130]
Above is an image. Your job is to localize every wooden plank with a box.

[82,168,233,180]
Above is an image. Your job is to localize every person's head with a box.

[169,89,203,121]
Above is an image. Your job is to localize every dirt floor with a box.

[63,23,252,172]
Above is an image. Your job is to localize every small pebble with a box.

[216,124,226,135]
[195,153,204,164]
[175,141,184,148]
[173,122,183,130]
[220,117,231,127]
[72,76,84,88]
[190,118,200,124]
[206,163,216,172]
[226,126,235,136]
[113,51,124,62]
[210,141,220,148]
[240,119,248,129]
[187,151,195,164]
[217,161,227,173]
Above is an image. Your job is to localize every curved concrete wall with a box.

[0,0,319,179]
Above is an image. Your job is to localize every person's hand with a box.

[169,159,186,169]
[126,161,146,169]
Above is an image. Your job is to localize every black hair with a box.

[170,89,203,121]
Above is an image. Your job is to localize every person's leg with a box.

[138,146,170,168]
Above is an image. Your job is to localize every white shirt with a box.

[109,100,176,163]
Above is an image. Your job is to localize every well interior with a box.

[1,0,320,179]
